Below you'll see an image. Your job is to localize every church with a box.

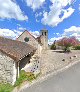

[17,29,49,55]
[0,28,49,85]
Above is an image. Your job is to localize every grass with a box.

[14,70,36,87]
[0,70,40,91]
[0,83,14,92]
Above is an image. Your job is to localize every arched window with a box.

[24,37,29,42]
[45,32,46,36]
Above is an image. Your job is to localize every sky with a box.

[0,0,80,44]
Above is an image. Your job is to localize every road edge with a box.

[13,59,80,92]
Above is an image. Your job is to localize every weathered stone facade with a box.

[17,29,49,55]
[17,31,39,48]
[17,31,42,55]
[0,36,36,85]
[0,51,17,85]
[40,29,48,50]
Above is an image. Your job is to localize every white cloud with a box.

[25,0,45,11]
[0,29,22,39]
[41,0,75,27]
[56,33,61,36]
[64,26,80,33]
[0,28,40,40]
[35,12,42,18]
[36,19,40,22]
[63,26,80,40]
[35,12,43,22]
[49,26,80,45]
[53,32,61,36]
[61,7,74,20]
[48,37,63,45]
[18,27,26,31]
[0,0,28,20]
[29,31,40,38]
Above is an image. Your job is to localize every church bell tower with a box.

[40,29,48,50]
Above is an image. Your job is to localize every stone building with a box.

[0,36,36,85]
[0,29,48,85]
[17,29,48,54]
[40,29,48,50]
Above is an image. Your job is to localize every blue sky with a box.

[0,0,80,44]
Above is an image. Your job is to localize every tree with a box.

[50,44,56,50]
[50,40,56,50]
[57,37,80,52]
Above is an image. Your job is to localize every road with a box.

[20,62,80,92]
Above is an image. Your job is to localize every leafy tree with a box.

[50,40,56,50]
[50,44,56,50]
[57,37,80,52]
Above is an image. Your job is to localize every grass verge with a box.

[0,83,14,92]
[0,70,40,92]
[14,70,36,87]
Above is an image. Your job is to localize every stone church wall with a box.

[17,31,39,49]
[0,52,17,85]
[17,31,42,55]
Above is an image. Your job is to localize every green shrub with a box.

[74,45,80,50]
[14,70,35,87]
[50,44,56,50]
[0,83,14,92]
[63,47,71,52]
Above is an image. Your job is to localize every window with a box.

[42,32,43,35]
[24,37,29,42]
[45,32,46,36]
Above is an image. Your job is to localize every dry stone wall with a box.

[0,52,16,84]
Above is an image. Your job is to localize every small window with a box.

[45,32,46,36]
[24,37,29,42]
[42,32,43,35]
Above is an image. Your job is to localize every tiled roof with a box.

[0,36,36,61]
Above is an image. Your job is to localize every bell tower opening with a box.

[45,32,46,36]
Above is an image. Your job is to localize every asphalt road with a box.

[20,62,80,92]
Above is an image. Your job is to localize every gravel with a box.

[40,50,80,76]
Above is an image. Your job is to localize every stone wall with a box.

[0,52,17,85]
[17,31,39,49]
[21,54,40,75]
[17,31,42,55]
[40,30,48,50]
